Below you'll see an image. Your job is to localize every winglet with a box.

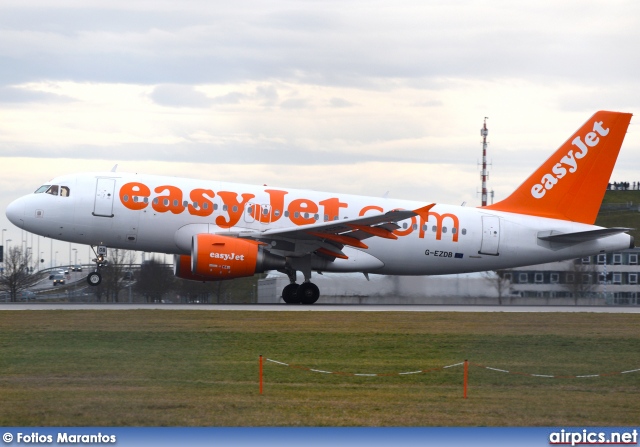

[412,203,436,221]
[484,111,632,224]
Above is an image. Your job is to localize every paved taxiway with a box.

[1,303,640,313]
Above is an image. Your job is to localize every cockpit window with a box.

[34,184,71,197]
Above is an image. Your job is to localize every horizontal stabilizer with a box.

[538,227,632,244]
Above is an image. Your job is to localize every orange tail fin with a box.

[484,111,633,224]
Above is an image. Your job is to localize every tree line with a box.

[0,246,261,303]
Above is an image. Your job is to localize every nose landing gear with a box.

[86,245,108,287]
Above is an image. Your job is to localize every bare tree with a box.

[482,270,512,305]
[0,246,43,301]
[135,258,174,302]
[93,249,135,302]
[563,260,598,304]
[174,277,221,303]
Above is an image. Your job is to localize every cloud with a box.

[413,99,443,107]
[211,91,248,104]
[149,84,212,108]
[0,85,74,103]
[2,0,640,235]
[329,97,354,108]
[1,1,639,89]
[279,98,310,110]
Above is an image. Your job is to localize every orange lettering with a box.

[120,182,150,211]
[152,185,185,214]
[288,198,319,225]
[419,211,460,241]
[188,188,215,217]
[216,191,255,228]
[359,205,384,216]
[319,197,348,221]
[253,189,288,223]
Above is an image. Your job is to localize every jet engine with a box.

[173,234,285,281]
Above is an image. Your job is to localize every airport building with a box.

[258,248,640,306]
[503,248,640,305]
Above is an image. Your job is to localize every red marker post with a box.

[259,355,263,395]
[463,359,468,399]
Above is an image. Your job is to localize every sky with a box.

[2,0,640,266]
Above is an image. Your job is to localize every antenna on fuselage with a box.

[111,164,118,172]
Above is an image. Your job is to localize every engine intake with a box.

[174,234,285,281]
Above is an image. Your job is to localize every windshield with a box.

[33,184,70,197]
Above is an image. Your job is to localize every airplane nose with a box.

[6,198,25,227]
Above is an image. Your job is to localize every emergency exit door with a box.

[479,216,500,255]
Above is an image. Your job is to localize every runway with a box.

[1,303,640,313]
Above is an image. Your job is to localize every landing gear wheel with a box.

[297,282,320,305]
[87,271,102,286]
[282,283,300,304]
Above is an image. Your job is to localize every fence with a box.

[259,356,640,398]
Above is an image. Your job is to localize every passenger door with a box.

[93,178,116,217]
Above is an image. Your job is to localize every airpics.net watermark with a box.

[3,432,116,444]
[549,429,638,446]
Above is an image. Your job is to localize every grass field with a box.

[1,310,639,427]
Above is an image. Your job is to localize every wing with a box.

[237,204,435,260]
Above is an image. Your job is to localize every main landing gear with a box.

[281,282,320,305]
[280,264,320,305]
[86,245,108,287]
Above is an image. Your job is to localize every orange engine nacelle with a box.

[174,254,212,281]
[174,234,286,281]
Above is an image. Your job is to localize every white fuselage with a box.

[6,172,633,276]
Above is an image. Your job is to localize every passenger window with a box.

[45,185,59,196]
[60,186,70,197]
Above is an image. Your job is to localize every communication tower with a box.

[480,117,489,206]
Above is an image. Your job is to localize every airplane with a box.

[5,110,634,304]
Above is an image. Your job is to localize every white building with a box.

[257,248,640,306]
